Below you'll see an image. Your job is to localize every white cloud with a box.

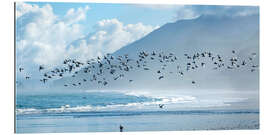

[16,2,40,18]
[64,6,90,25]
[175,5,259,20]
[16,3,89,67]
[174,6,199,20]
[16,3,158,69]
[132,5,258,21]
[67,18,159,62]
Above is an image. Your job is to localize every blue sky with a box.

[15,2,259,92]
[15,2,259,67]
[26,2,178,33]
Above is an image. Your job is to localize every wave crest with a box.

[16,95,196,115]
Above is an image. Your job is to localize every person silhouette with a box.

[119,124,124,132]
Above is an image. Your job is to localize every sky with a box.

[16,2,180,69]
[23,2,178,33]
[15,2,259,93]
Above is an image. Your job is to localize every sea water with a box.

[15,91,259,133]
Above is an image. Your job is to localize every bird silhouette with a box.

[30,49,258,89]
[159,76,164,80]
[158,104,164,108]
[19,67,24,72]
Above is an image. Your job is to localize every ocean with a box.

[15,91,259,133]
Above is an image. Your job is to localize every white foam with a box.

[16,95,197,115]
[16,108,41,114]
[16,93,248,115]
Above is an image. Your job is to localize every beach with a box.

[15,2,260,134]
[15,91,259,133]
[16,110,259,133]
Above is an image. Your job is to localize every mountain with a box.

[53,14,259,96]
[114,14,259,56]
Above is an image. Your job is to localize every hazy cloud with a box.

[175,5,259,20]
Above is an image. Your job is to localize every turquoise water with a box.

[16,92,161,114]
[15,92,259,133]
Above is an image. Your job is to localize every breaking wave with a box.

[16,91,248,115]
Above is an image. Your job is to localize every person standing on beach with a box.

[119,125,124,132]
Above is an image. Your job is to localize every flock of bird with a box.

[17,50,259,88]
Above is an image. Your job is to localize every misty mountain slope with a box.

[53,14,259,93]
[114,15,259,57]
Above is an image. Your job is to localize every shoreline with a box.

[16,109,259,133]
